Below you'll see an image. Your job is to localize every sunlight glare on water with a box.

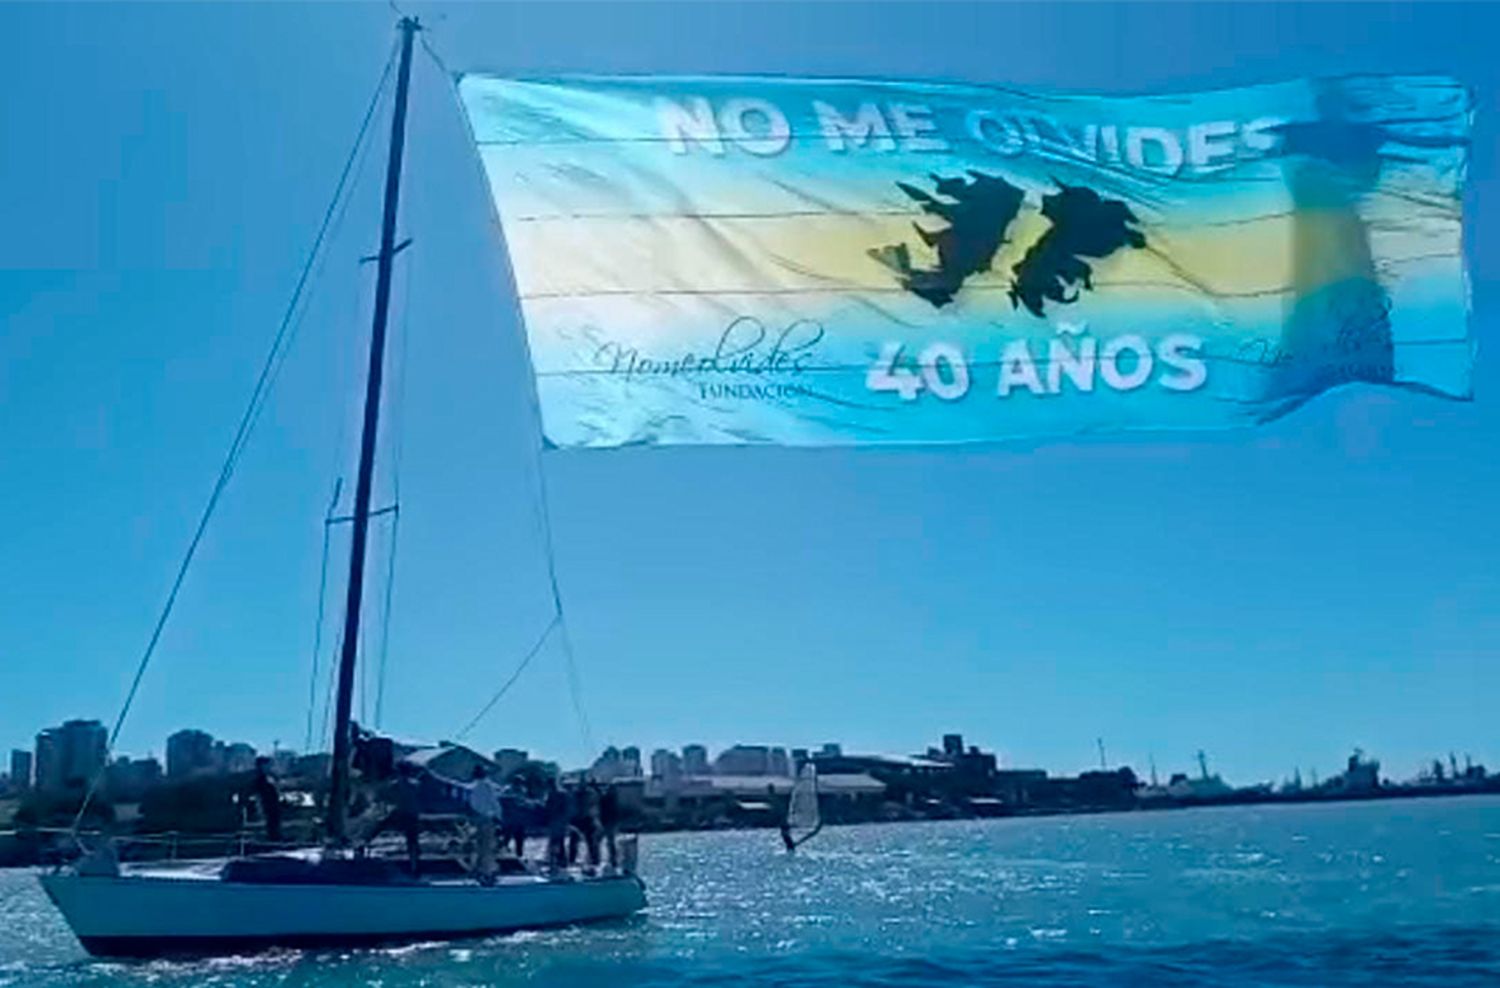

[3,799,1500,986]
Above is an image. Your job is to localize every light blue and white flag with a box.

[457,73,1473,448]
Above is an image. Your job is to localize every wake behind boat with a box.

[40,16,645,959]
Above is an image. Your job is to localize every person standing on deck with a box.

[599,782,621,871]
[466,764,503,885]
[251,756,283,843]
[565,783,584,865]
[368,761,424,875]
[545,778,570,871]
[500,776,529,858]
[575,782,602,869]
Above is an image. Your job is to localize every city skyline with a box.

[4,715,1485,798]
[2,2,1497,787]
[12,703,1493,790]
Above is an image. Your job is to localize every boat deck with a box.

[119,853,618,889]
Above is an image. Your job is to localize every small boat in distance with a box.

[40,17,646,958]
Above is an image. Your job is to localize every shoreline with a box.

[6,783,1498,870]
[630,780,1500,834]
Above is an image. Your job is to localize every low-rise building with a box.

[640,771,886,829]
[924,733,1000,794]
[811,751,952,803]
[992,768,1049,805]
[493,748,529,780]
[1033,768,1140,809]
[402,742,495,783]
[9,749,32,792]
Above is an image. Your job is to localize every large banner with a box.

[457,73,1472,448]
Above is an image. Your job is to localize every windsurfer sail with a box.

[780,764,822,852]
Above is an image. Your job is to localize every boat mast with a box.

[327,16,419,845]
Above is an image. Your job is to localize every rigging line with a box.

[455,612,563,741]
[530,454,593,752]
[535,472,565,615]
[524,404,567,618]
[304,479,345,752]
[359,574,370,727]
[492,377,592,753]
[515,421,593,751]
[556,616,594,754]
[71,39,400,833]
[320,627,344,752]
[373,506,400,728]
[308,159,383,749]
[413,15,455,80]
[373,228,416,729]
[515,315,593,750]
[310,275,369,753]
[522,400,593,751]
[319,95,385,453]
[389,136,418,507]
[420,34,455,82]
[234,42,399,453]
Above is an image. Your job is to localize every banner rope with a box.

[70,40,401,835]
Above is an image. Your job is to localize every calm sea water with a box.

[3,797,1499,987]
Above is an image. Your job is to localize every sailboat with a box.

[39,18,645,958]
[780,764,822,852]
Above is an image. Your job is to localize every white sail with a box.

[787,764,820,843]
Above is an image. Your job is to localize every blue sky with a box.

[1,1,1496,788]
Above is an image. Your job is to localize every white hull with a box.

[41,867,646,957]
